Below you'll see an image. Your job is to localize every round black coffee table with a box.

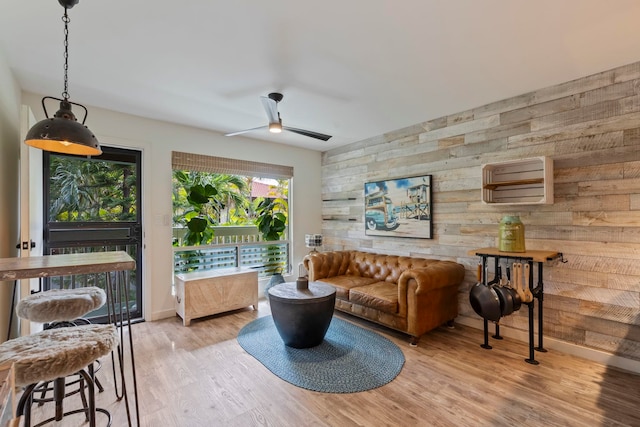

[268,281,336,348]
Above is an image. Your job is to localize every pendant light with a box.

[24,0,101,156]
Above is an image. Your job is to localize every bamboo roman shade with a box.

[171,151,293,179]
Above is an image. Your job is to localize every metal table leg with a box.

[106,269,140,427]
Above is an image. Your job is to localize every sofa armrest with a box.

[304,251,352,281]
[398,262,465,295]
[397,261,465,317]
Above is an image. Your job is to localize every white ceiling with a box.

[2,1,640,152]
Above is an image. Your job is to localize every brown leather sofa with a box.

[303,250,466,345]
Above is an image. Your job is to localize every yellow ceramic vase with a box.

[498,215,526,252]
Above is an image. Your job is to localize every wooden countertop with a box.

[0,251,135,281]
[468,247,561,263]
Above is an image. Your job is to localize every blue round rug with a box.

[237,315,405,393]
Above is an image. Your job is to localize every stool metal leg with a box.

[34,318,106,408]
[16,367,112,427]
[82,366,97,427]
[17,383,38,426]
[78,375,90,421]
[36,381,49,407]
[95,373,105,393]
[53,378,65,421]
[76,365,112,427]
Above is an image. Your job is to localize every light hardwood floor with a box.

[25,300,640,426]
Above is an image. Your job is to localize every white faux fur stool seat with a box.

[0,324,118,386]
[16,287,107,323]
[15,287,110,423]
[0,324,118,427]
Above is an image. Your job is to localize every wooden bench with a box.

[174,267,258,326]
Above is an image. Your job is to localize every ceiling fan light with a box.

[269,122,282,133]
[226,93,332,140]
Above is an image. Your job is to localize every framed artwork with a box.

[364,175,432,239]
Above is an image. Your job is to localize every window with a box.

[171,152,292,277]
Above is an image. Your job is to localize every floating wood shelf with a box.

[482,156,553,205]
[322,197,357,202]
[322,217,358,222]
[483,178,544,191]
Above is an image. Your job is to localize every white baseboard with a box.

[150,308,179,321]
[456,316,640,374]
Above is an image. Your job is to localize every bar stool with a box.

[16,287,108,415]
[0,324,118,426]
[16,287,106,326]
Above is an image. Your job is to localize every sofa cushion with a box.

[348,281,398,314]
[316,276,378,299]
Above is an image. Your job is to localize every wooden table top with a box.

[468,247,561,263]
[175,266,257,281]
[0,251,135,281]
[268,281,336,302]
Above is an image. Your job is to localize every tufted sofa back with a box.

[305,250,443,284]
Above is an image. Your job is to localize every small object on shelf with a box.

[468,272,501,322]
[296,276,309,290]
[523,262,534,303]
[482,156,553,205]
[513,262,533,304]
[305,234,323,252]
[498,215,526,252]
[296,263,309,290]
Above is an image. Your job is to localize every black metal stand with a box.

[473,249,561,365]
[481,318,492,349]
[534,262,548,354]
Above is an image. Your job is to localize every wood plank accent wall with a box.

[321,61,640,362]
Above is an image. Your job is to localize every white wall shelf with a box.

[482,156,553,205]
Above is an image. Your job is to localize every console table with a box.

[174,267,258,326]
[0,251,140,426]
[468,247,562,365]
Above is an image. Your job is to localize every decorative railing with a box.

[44,244,139,320]
[173,240,289,277]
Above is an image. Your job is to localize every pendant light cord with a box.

[61,8,70,101]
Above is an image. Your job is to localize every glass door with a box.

[42,146,143,322]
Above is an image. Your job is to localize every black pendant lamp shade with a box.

[25,97,101,156]
[25,0,102,156]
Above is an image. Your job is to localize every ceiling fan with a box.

[225,93,332,141]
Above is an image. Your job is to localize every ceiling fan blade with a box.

[283,126,332,141]
[225,125,268,137]
[260,96,280,124]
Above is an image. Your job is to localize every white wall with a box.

[21,92,323,321]
[0,47,21,341]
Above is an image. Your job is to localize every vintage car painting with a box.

[364,175,432,239]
